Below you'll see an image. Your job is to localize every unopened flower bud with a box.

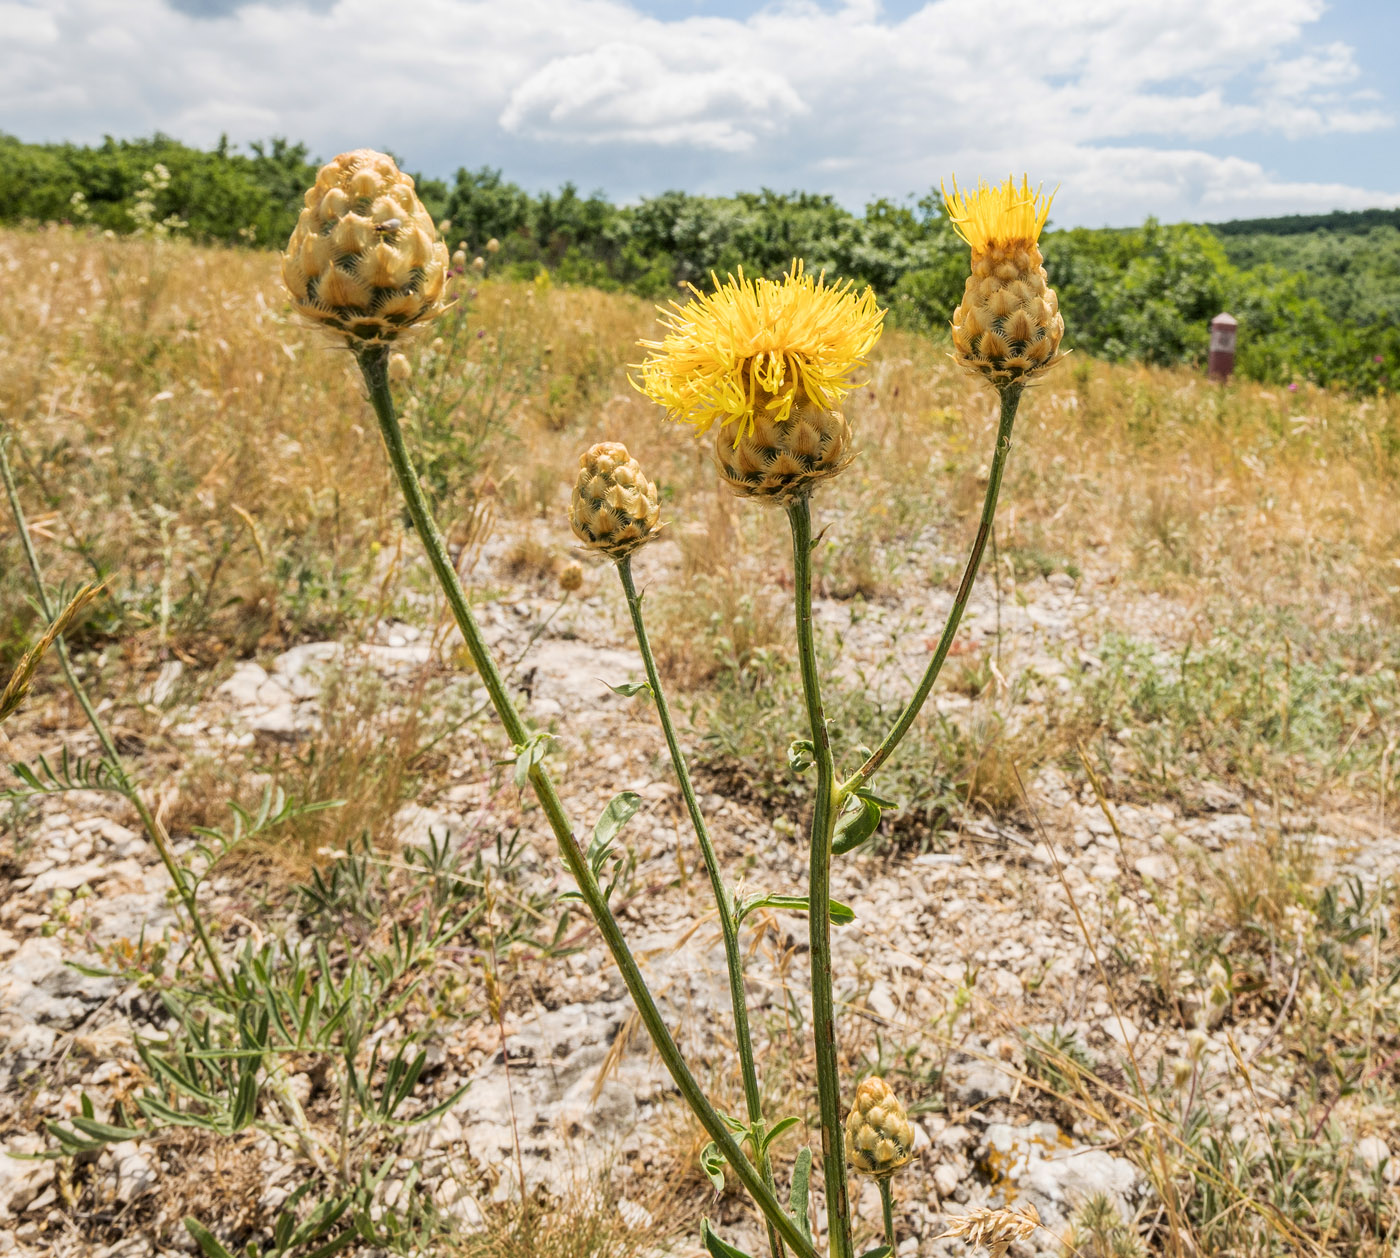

[281,150,449,346]
[452,249,467,271]
[559,561,584,592]
[388,352,412,382]
[569,442,662,561]
[486,237,500,253]
[845,1076,915,1177]
[472,256,486,272]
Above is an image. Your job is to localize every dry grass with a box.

[4,226,1400,1256]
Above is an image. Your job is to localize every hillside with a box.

[1,133,1396,393]
[0,226,1397,1257]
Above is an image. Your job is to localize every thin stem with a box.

[879,1178,896,1257]
[617,556,784,1258]
[357,346,817,1258]
[0,430,231,993]
[845,383,1022,793]
[786,495,852,1258]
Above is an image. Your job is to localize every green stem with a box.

[617,556,783,1258]
[786,495,851,1258]
[357,346,816,1258]
[879,1178,896,1258]
[845,383,1022,793]
[0,430,231,994]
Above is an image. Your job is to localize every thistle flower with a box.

[388,352,412,382]
[635,262,883,502]
[935,1203,1041,1257]
[558,561,584,592]
[944,176,1063,387]
[569,443,662,561]
[281,149,448,347]
[845,1076,916,1177]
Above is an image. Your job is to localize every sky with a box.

[3,0,1399,227]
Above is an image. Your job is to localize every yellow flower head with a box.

[635,262,885,440]
[942,175,1054,254]
[943,175,1064,387]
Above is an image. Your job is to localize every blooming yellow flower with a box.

[635,262,884,441]
[942,175,1054,254]
[942,176,1064,386]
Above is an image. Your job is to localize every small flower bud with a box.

[569,442,662,561]
[281,149,449,347]
[486,237,500,253]
[559,561,584,592]
[845,1076,915,1177]
[388,352,412,382]
[472,256,486,272]
[452,249,467,271]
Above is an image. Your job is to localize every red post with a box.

[1208,312,1237,383]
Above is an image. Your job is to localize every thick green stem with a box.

[617,556,783,1258]
[786,495,852,1258]
[879,1178,896,1258]
[845,383,1022,793]
[0,431,231,993]
[357,346,816,1258]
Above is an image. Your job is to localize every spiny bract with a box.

[944,176,1063,386]
[569,443,662,561]
[282,150,449,346]
[845,1075,916,1177]
[713,389,853,504]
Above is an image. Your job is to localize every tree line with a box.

[2,132,1393,393]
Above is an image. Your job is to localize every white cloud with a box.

[0,0,1395,224]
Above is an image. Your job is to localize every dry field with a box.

[1,225,1398,1258]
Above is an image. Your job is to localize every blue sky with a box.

[3,0,1398,227]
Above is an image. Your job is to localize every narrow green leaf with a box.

[788,1147,812,1241]
[738,893,854,925]
[184,1218,236,1258]
[759,1114,801,1155]
[592,791,642,851]
[701,1219,755,1258]
[71,1116,141,1142]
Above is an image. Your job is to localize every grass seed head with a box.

[944,176,1063,388]
[281,149,449,347]
[935,1203,1041,1256]
[845,1075,916,1177]
[569,442,662,561]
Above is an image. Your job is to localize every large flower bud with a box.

[845,1076,916,1177]
[281,150,449,346]
[713,389,853,504]
[569,443,662,561]
[944,177,1063,387]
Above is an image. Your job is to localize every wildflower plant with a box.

[283,152,1060,1258]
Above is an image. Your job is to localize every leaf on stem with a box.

[702,1218,757,1258]
[700,1140,727,1192]
[606,679,654,701]
[789,1146,813,1240]
[737,893,855,925]
[832,789,895,855]
[510,730,557,788]
[787,739,816,774]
